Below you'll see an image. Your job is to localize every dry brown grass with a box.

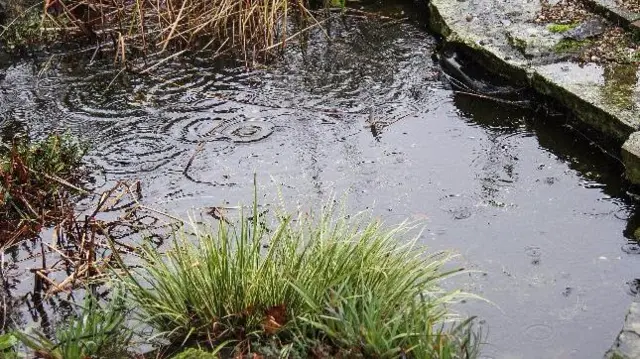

[39,0,313,65]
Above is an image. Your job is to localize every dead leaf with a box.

[262,304,287,334]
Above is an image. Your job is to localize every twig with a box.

[261,16,330,52]
[138,49,187,74]
[27,168,90,195]
[453,91,530,106]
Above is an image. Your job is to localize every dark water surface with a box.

[1,12,639,359]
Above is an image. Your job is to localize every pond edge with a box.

[426,0,640,185]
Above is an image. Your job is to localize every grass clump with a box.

[118,200,480,358]
[0,333,19,358]
[170,347,223,358]
[14,292,132,359]
[0,133,87,244]
[5,0,315,66]
[547,23,578,33]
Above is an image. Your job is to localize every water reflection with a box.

[0,10,638,359]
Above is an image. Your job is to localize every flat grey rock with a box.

[427,0,640,185]
[564,18,607,40]
[605,302,640,359]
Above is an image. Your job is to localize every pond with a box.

[0,6,639,359]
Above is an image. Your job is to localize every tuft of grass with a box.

[116,197,480,358]
[547,23,578,33]
[18,0,315,66]
[0,333,19,359]
[0,133,87,245]
[14,291,133,359]
[295,288,479,358]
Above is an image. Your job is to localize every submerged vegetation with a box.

[0,133,87,245]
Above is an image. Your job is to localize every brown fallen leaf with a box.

[262,304,287,335]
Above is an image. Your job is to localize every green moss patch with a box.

[547,23,578,33]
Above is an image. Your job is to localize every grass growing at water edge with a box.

[2,0,317,67]
[116,197,481,358]
[12,291,133,359]
[0,133,88,245]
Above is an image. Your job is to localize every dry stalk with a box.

[20,180,180,299]
[36,0,312,65]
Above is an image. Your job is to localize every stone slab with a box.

[623,132,640,184]
[427,0,640,183]
[581,0,640,29]
[605,302,640,359]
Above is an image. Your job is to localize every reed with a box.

[36,0,310,64]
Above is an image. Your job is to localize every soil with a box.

[614,0,640,14]
[535,0,592,23]
[580,26,640,64]
[535,0,640,64]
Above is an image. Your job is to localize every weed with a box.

[116,195,480,357]
[14,0,317,66]
[0,133,87,245]
[171,347,225,358]
[14,290,133,359]
[553,38,590,53]
[0,333,19,358]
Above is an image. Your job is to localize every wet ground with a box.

[0,10,639,359]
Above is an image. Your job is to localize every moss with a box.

[602,63,637,111]
[553,38,590,53]
[608,352,628,359]
[547,23,578,33]
[171,348,220,359]
[505,32,528,54]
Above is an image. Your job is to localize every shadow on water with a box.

[0,7,639,358]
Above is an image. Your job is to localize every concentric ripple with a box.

[212,118,275,143]
[163,115,227,143]
[91,133,183,175]
[146,65,220,112]
[58,72,150,120]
